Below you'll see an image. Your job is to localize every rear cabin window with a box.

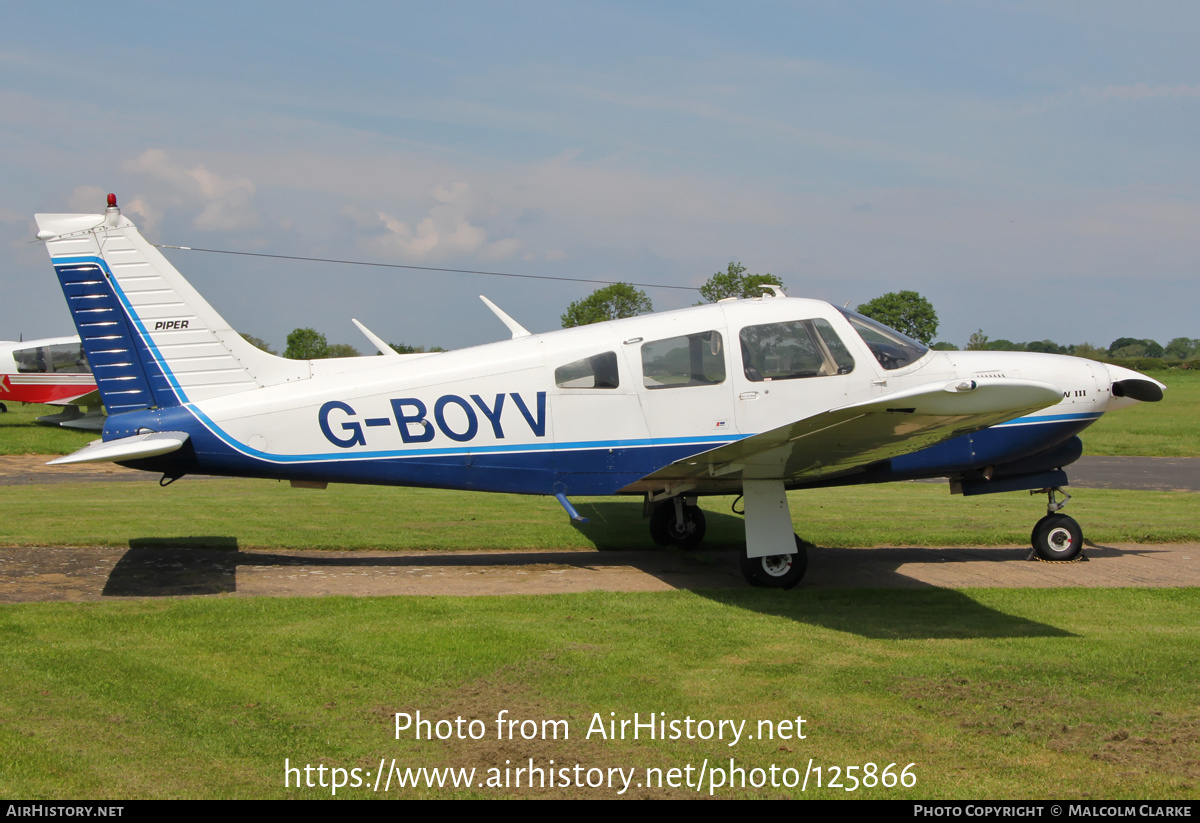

[641,331,726,390]
[555,352,620,389]
[739,319,854,382]
[14,342,91,374]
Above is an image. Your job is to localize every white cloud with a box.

[347,182,520,262]
[121,149,260,231]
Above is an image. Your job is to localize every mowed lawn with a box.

[0,478,1197,549]
[1,588,1197,799]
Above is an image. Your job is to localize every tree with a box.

[387,342,447,354]
[240,333,277,355]
[699,262,785,302]
[855,291,939,345]
[1111,343,1147,359]
[1069,342,1107,360]
[285,327,328,360]
[1025,339,1068,355]
[966,330,989,351]
[1164,337,1200,360]
[325,343,361,358]
[1109,337,1162,358]
[930,341,959,351]
[561,283,653,328]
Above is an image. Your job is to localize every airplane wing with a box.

[636,378,1063,492]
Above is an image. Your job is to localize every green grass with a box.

[0,479,1196,550]
[1,589,1196,799]
[1083,370,1200,456]
[0,404,95,455]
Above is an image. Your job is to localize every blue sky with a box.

[2,1,1197,352]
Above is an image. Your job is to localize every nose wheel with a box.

[1030,487,1084,562]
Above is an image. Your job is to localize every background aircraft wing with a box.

[48,389,102,407]
[636,378,1063,491]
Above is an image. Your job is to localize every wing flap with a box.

[640,378,1062,489]
[47,431,190,466]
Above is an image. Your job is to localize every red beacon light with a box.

[107,193,117,208]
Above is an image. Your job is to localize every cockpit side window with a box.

[555,352,620,389]
[641,331,726,389]
[837,308,929,371]
[14,343,91,374]
[739,320,854,382]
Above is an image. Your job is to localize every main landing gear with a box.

[648,479,808,589]
[739,535,809,589]
[1030,487,1084,562]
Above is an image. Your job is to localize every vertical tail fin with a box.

[36,199,306,414]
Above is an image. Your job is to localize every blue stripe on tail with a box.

[54,260,181,413]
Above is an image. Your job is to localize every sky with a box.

[2,1,1197,353]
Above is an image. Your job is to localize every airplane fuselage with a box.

[103,298,1130,498]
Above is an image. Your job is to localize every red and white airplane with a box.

[0,336,103,429]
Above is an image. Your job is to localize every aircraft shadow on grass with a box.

[107,508,1078,640]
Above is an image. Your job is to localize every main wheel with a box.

[0,402,6,413]
[740,535,809,589]
[649,501,707,550]
[1031,514,1083,562]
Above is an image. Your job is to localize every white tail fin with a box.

[36,201,308,412]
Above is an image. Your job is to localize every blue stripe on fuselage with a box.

[115,403,1099,496]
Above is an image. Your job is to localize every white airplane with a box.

[34,195,1165,587]
[0,335,103,428]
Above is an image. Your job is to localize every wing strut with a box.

[743,479,795,559]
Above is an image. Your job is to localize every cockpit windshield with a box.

[837,308,929,371]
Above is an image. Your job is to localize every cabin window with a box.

[837,309,928,371]
[14,342,91,374]
[555,352,620,389]
[641,331,726,389]
[739,319,854,382]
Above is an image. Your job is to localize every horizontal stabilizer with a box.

[47,431,189,466]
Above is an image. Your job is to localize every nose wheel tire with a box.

[1031,514,1083,562]
[740,535,809,589]
[649,501,707,550]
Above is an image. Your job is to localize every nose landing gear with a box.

[1030,487,1084,562]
